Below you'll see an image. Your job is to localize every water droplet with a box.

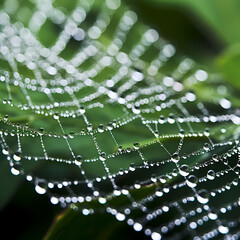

[207,170,215,180]
[133,222,142,231]
[212,154,218,162]
[116,213,125,221]
[197,189,209,204]
[99,152,106,161]
[204,143,210,151]
[151,232,162,240]
[168,114,175,124]
[75,155,83,166]
[179,129,185,138]
[50,196,59,204]
[53,112,59,120]
[159,176,167,184]
[87,123,93,132]
[133,142,140,150]
[155,189,163,197]
[218,225,229,234]
[2,147,9,155]
[38,127,45,135]
[35,182,48,194]
[98,197,106,204]
[171,153,180,163]
[11,164,22,175]
[79,106,85,114]
[69,131,75,139]
[107,122,113,130]
[134,181,141,189]
[13,150,21,161]
[129,163,136,171]
[186,175,198,188]
[179,164,189,176]
[151,174,157,183]
[98,124,104,133]
[159,115,165,124]
[208,210,218,220]
[118,145,123,152]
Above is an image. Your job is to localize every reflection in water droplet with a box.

[13,150,21,161]
[171,153,180,163]
[197,189,209,204]
[133,222,142,231]
[151,232,162,240]
[207,170,215,180]
[35,182,47,194]
[179,164,189,176]
[186,175,198,188]
[218,225,229,234]
[208,211,218,220]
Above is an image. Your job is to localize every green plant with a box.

[1,0,240,239]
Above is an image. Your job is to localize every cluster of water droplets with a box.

[1,0,240,239]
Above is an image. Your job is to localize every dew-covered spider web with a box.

[1,0,240,239]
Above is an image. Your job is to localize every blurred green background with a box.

[1,0,240,239]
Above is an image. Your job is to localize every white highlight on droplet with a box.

[116,213,125,221]
[133,222,142,231]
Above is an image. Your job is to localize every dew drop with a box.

[212,154,218,162]
[197,189,209,204]
[98,197,106,204]
[2,147,9,155]
[151,174,157,183]
[75,155,83,166]
[151,232,162,240]
[208,211,218,220]
[13,150,21,161]
[203,143,210,151]
[107,122,113,130]
[218,225,229,234]
[11,165,21,175]
[98,124,104,133]
[129,163,136,171]
[116,213,125,221]
[133,222,142,231]
[50,196,59,204]
[79,106,85,114]
[118,145,123,152]
[179,164,189,177]
[207,170,215,180]
[171,153,180,163]
[38,127,45,135]
[99,152,106,161]
[53,112,59,120]
[87,123,93,132]
[186,175,198,188]
[133,142,140,150]
[4,115,8,121]
[35,182,48,194]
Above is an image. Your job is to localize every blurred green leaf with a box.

[148,0,240,45]
[218,43,240,90]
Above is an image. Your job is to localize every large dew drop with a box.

[186,175,198,188]
[35,182,48,195]
[218,225,229,234]
[196,189,209,204]
[179,164,189,177]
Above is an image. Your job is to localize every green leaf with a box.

[217,43,240,90]
[146,0,240,45]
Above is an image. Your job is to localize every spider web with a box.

[1,0,240,239]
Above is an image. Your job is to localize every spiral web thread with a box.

[1,0,240,239]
